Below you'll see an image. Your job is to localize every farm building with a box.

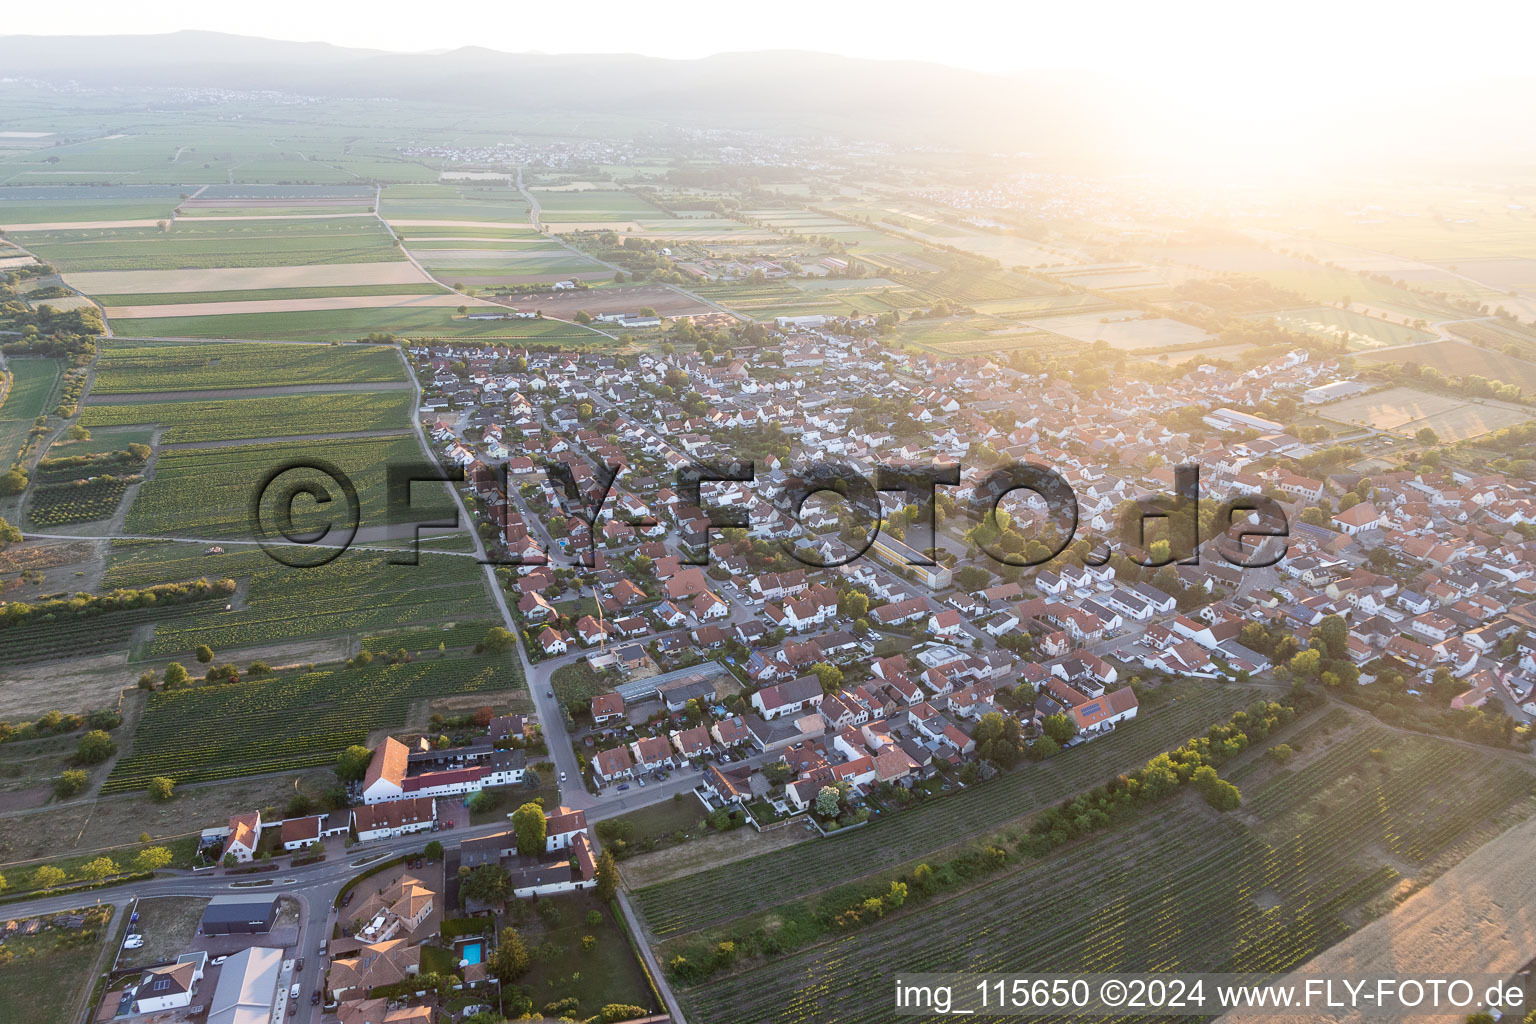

[1303,380,1369,404]
[200,894,279,936]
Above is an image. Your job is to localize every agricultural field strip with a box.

[123,434,445,538]
[79,390,414,445]
[89,342,404,394]
[681,735,1536,1024]
[97,545,489,660]
[634,688,1258,937]
[103,655,525,791]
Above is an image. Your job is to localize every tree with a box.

[810,662,844,694]
[75,729,115,764]
[222,852,238,869]
[0,515,21,547]
[1042,712,1076,745]
[1191,765,1241,811]
[423,840,443,861]
[163,662,190,688]
[336,745,373,782]
[512,801,547,855]
[1268,744,1294,764]
[194,644,214,664]
[460,864,511,905]
[573,310,593,324]
[146,776,176,802]
[135,847,173,872]
[78,856,117,881]
[595,850,619,902]
[814,785,842,817]
[482,626,516,653]
[32,865,66,889]
[55,769,88,798]
[0,871,6,892]
[489,926,529,981]
[1416,427,1439,445]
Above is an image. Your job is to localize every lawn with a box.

[506,892,657,1019]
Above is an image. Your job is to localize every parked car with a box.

[296,958,304,972]
[637,777,646,787]
[210,955,228,966]
[311,992,321,1006]
[617,783,630,791]
[123,935,144,950]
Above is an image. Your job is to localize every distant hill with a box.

[0,31,1123,151]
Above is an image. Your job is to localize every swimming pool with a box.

[459,939,484,965]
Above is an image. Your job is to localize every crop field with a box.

[104,292,491,320]
[106,305,615,343]
[1316,385,1532,441]
[123,433,445,538]
[89,282,449,306]
[1,588,227,665]
[81,389,412,443]
[0,357,63,464]
[693,281,922,321]
[1447,318,1536,360]
[62,262,435,294]
[9,218,406,272]
[1356,338,1536,392]
[90,341,404,394]
[380,183,532,224]
[1264,306,1435,348]
[531,188,665,224]
[634,686,1259,938]
[0,184,186,226]
[680,730,1536,1024]
[103,653,525,791]
[102,542,492,659]
[26,475,133,525]
[1023,310,1212,350]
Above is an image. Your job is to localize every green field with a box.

[679,725,1536,1024]
[103,653,525,791]
[11,218,405,272]
[26,474,133,525]
[102,542,490,660]
[90,341,404,393]
[93,282,449,306]
[531,189,664,222]
[634,687,1259,938]
[122,433,447,538]
[81,389,413,443]
[0,357,62,463]
[108,306,614,343]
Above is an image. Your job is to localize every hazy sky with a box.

[6,0,1531,89]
